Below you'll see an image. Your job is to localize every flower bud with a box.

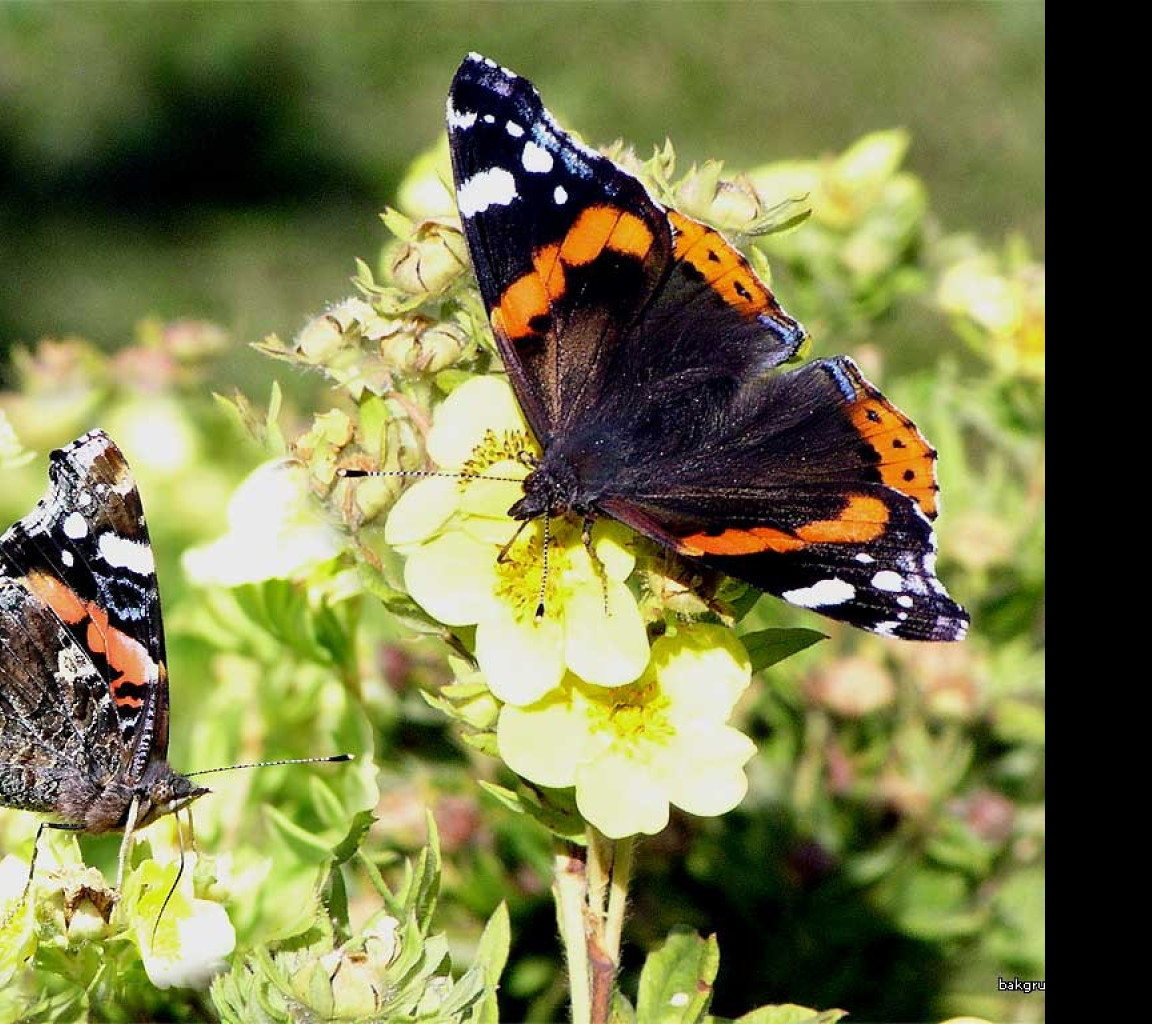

[389,219,468,297]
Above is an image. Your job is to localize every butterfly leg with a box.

[497,518,533,564]
[1,820,84,929]
[115,794,142,894]
[581,516,611,615]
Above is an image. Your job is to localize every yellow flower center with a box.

[493,526,558,622]
[587,678,674,755]
[458,427,537,482]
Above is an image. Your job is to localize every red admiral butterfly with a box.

[0,431,207,891]
[442,54,967,642]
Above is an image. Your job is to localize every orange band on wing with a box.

[493,271,551,340]
[25,571,87,624]
[494,206,654,341]
[680,495,889,557]
[668,210,778,318]
[26,571,156,709]
[560,205,654,265]
[849,397,939,519]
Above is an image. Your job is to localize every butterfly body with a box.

[445,54,967,642]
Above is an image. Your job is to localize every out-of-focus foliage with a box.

[1,15,1041,1023]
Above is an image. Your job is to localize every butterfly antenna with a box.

[337,467,527,484]
[535,513,551,620]
[186,753,354,778]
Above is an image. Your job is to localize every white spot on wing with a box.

[61,550,75,567]
[456,167,519,217]
[63,512,88,539]
[554,185,568,204]
[783,578,855,608]
[446,103,477,131]
[897,595,914,608]
[97,532,155,575]
[483,113,495,124]
[855,552,874,564]
[871,570,905,592]
[506,121,524,137]
[522,141,554,173]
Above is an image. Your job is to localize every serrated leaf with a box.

[741,628,826,673]
[636,927,719,1024]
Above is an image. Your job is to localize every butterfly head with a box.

[132,765,209,829]
[508,453,595,522]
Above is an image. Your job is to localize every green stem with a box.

[604,834,634,966]
[553,845,591,1024]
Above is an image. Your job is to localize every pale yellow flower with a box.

[386,376,649,706]
[497,625,756,838]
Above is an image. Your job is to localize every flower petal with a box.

[575,751,670,838]
[497,687,590,788]
[563,579,649,687]
[404,531,499,625]
[384,476,459,546]
[476,602,566,705]
[458,458,527,519]
[428,377,527,466]
[657,625,752,724]
[660,725,756,817]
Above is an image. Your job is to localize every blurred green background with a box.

[1,2,1043,363]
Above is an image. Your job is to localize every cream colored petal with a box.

[428,376,527,466]
[497,689,590,788]
[660,725,756,817]
[476,602,566,705]
[459,458,527,519]
[404,531,499,626]
[657,626,752,725]
[575,752,670,839]
[461,513,521,547]
[384,476,459,546]
[592,520,637,581]
[563,579,650,688]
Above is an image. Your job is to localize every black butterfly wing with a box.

[601,358,968,641]
[0,431,171,782]
[447,54,805,443]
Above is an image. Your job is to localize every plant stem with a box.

[604,834,634,966]
[553,845,591,1024]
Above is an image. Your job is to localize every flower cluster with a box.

[380,376,757,837]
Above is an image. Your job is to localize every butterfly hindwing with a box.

[0,578,123,814]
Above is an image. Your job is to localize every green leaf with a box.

[264,804,337,864]
[610,991,638,1024]
[331,809,377,866]
[324,863,350,938]
[741,628,826,673]
[636,927,719,1024]
[732,1006,847,1024]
